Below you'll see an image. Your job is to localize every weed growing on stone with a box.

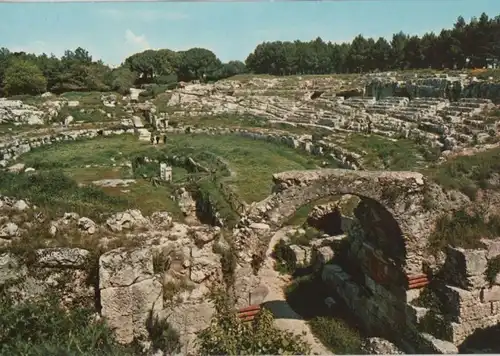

[145,311,181,355]
[0,292,139,355]
[424,146,500,199]
[309,316,363,354]
[428,209,500,251]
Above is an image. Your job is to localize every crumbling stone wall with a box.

[235,168,460,352]
[245,168,440,275]
[410,243,500,349]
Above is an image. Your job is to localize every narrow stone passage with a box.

[258,227,331,355]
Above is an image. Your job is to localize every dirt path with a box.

[259,227,331,355]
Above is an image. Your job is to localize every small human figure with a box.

[155,136,160,144]
[162,135,167,144]
[150,136,154,145]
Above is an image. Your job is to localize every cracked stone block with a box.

[443,247,488,290]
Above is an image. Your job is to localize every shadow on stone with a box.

[262,300,304,320]
[459,324,500,354]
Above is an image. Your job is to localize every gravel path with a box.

[258,227,331,355]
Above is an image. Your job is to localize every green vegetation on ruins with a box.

[1,9,500,356]
[422,147,500,251]
[0,293,139,356]
[424,146,500,199]
[8,133,333,223]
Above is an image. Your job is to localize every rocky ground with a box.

[2,71,500,355]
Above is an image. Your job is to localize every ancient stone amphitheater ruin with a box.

[1,71,500,355]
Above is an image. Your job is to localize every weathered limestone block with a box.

[322,264,350,289]
[99,247,163,344]
[443,247,488,290]
[435,284,483,322]
[420,333,459,354]
[159,302,214,355]
[482,238,500,259]
[289,244,312,266]
[34,247,90,268]
[189,245,221,283]
[106,209,148,232]
[449,315,500,344]
[480,285,500,302]
[362,337,404,354]
[311,245,335,268]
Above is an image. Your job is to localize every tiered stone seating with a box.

[366,96,409,114]
[391,97,449,122]
[343,97,376,109]
[438,98,494,118]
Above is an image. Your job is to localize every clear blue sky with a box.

[1,0,499,66]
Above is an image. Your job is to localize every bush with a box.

[309,317,363,354]
[146,312,181,355]
[428,209,500,252]
[272,239,297,274]
[0,293,137,356]
[196,288,311,355]
[3,59,47,96]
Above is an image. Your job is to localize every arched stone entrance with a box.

[245,168,435,276]
[234,168,446,350]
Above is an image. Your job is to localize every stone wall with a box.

[245,168,440,275]
[409,243,500,348]
[0,215,226,354]
[367,77,500,103]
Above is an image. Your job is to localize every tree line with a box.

[0,46,247,96]
[0,12,498,97]
[245,12,500,75]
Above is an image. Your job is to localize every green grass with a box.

[14,132,329,221]
[284,274,365,354]
[167,134,326,202]
[342,134,438,170]
[423,146,500,199]
[0,293,140,356]
[0,170,128,221]
[427,209,500,251]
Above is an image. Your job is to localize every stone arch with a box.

[247,169,434,275]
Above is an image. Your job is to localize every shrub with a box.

[196,288,311,355]
[308,316,363,354]
[4,59,47,96]
[428,209,500,252]
[146,311,181,355]
[272,239,297,274]
[0,293,137,356]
